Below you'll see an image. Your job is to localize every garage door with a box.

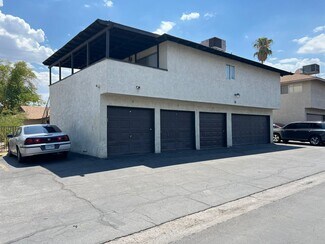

[107,106,154,156]
[232,114,270,146]
[200,112,226,149]
[161,110,195,151]
[307,114,324,121]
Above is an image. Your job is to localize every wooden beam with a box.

[157,44,159,68]
[59,62,61,81]
[71,53,74,74]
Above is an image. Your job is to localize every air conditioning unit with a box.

[302,64,320,75]
[201,37,226,52]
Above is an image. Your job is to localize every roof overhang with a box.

[43,19,291,77]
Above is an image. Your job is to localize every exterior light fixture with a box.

[234,93,240,98]
[136,86,141,89]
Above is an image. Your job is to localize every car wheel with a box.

[17,147,25,163]
[273,133,281,143]
[309,135,321,146]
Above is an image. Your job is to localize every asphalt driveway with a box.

[1,144,325,243]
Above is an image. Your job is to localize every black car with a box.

[273,121,325,146]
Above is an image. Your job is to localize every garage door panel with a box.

[232,114,270,146]
[107,106,154,156]
[161,110,195,152]
[200,112,226,149]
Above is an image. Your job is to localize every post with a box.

[195,110,200,150]
[71,53,74,74]
[157,44,160,68]
[226,113,232,147]
[106,29,110,58]
[154,108,161,153]
[49,67,52,85]
[59,62,61,81]
[87,42,89,66]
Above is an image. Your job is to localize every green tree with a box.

[253,37,273,64]
[0,61,41,112]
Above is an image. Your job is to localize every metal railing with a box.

[0,126,18,152]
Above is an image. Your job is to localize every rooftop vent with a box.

[201,37,226,52]
[302,64,320,75]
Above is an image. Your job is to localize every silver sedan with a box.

[7,124,71,162]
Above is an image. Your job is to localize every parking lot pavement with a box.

[0,144,325,243]
[174,182,325,244]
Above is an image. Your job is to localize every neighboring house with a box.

[273,72,325,125]
[20,106,50,125]
[43,19,290,158]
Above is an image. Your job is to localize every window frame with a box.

[226,64,235,80]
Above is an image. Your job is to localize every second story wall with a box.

[100,41,281,109]
[310,80,325,109]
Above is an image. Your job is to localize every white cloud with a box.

[180,12,200,21]
[265,57,323,73]
[103,0,113,8]
[313,25,325,33]
[0,11,54,64]
[293,36,310,44]
[204,12,215,19]
[154,21,175,35]
[0,0,3,7]
[296,33,325,54]
[84,4,90,8]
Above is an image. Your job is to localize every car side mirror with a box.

[7,134,13,138]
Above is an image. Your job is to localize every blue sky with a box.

[0,0,324,101]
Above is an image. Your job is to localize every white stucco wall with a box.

[99,41,280,110]
[50,40,279,157]
[274,80,325,124]
[50,61,106,156]
[310,80,325,110]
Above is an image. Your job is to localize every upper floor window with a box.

[288,83,302,93]
[281,85,288,94]
[226,64,235,80]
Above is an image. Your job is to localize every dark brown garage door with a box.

[107,106,154,156]
[200,112,226,149]
[232,114,270,146]
[161,110,195,151]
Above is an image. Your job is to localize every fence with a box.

[0,126,19,152]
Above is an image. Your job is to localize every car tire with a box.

[17,147,25,163]
[309,135,321,146]
[273,133,281,143]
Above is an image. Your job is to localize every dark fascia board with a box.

[43,19,291,77]
[157,34,292,76]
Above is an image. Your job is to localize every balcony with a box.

[43,20,166,85]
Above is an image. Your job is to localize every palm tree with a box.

[253,37,273,64]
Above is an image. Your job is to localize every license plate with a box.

[45,145,55,150]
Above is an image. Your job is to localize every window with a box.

[281,85,288,94]
[226,65,235,80]
[288,83,302,93]
[24,125,62,135]
[136,53,158,68]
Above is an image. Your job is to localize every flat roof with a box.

[43,19,291,76]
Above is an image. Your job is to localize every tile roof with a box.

[281,73,325,83]
[20,106,50,120]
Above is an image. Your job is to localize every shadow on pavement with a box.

[3,144,304,178]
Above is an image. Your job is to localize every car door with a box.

[281,123,297,139]
[295,123,311,141]
[9,127,21,154]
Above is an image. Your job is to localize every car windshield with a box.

[24,125,62,135]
